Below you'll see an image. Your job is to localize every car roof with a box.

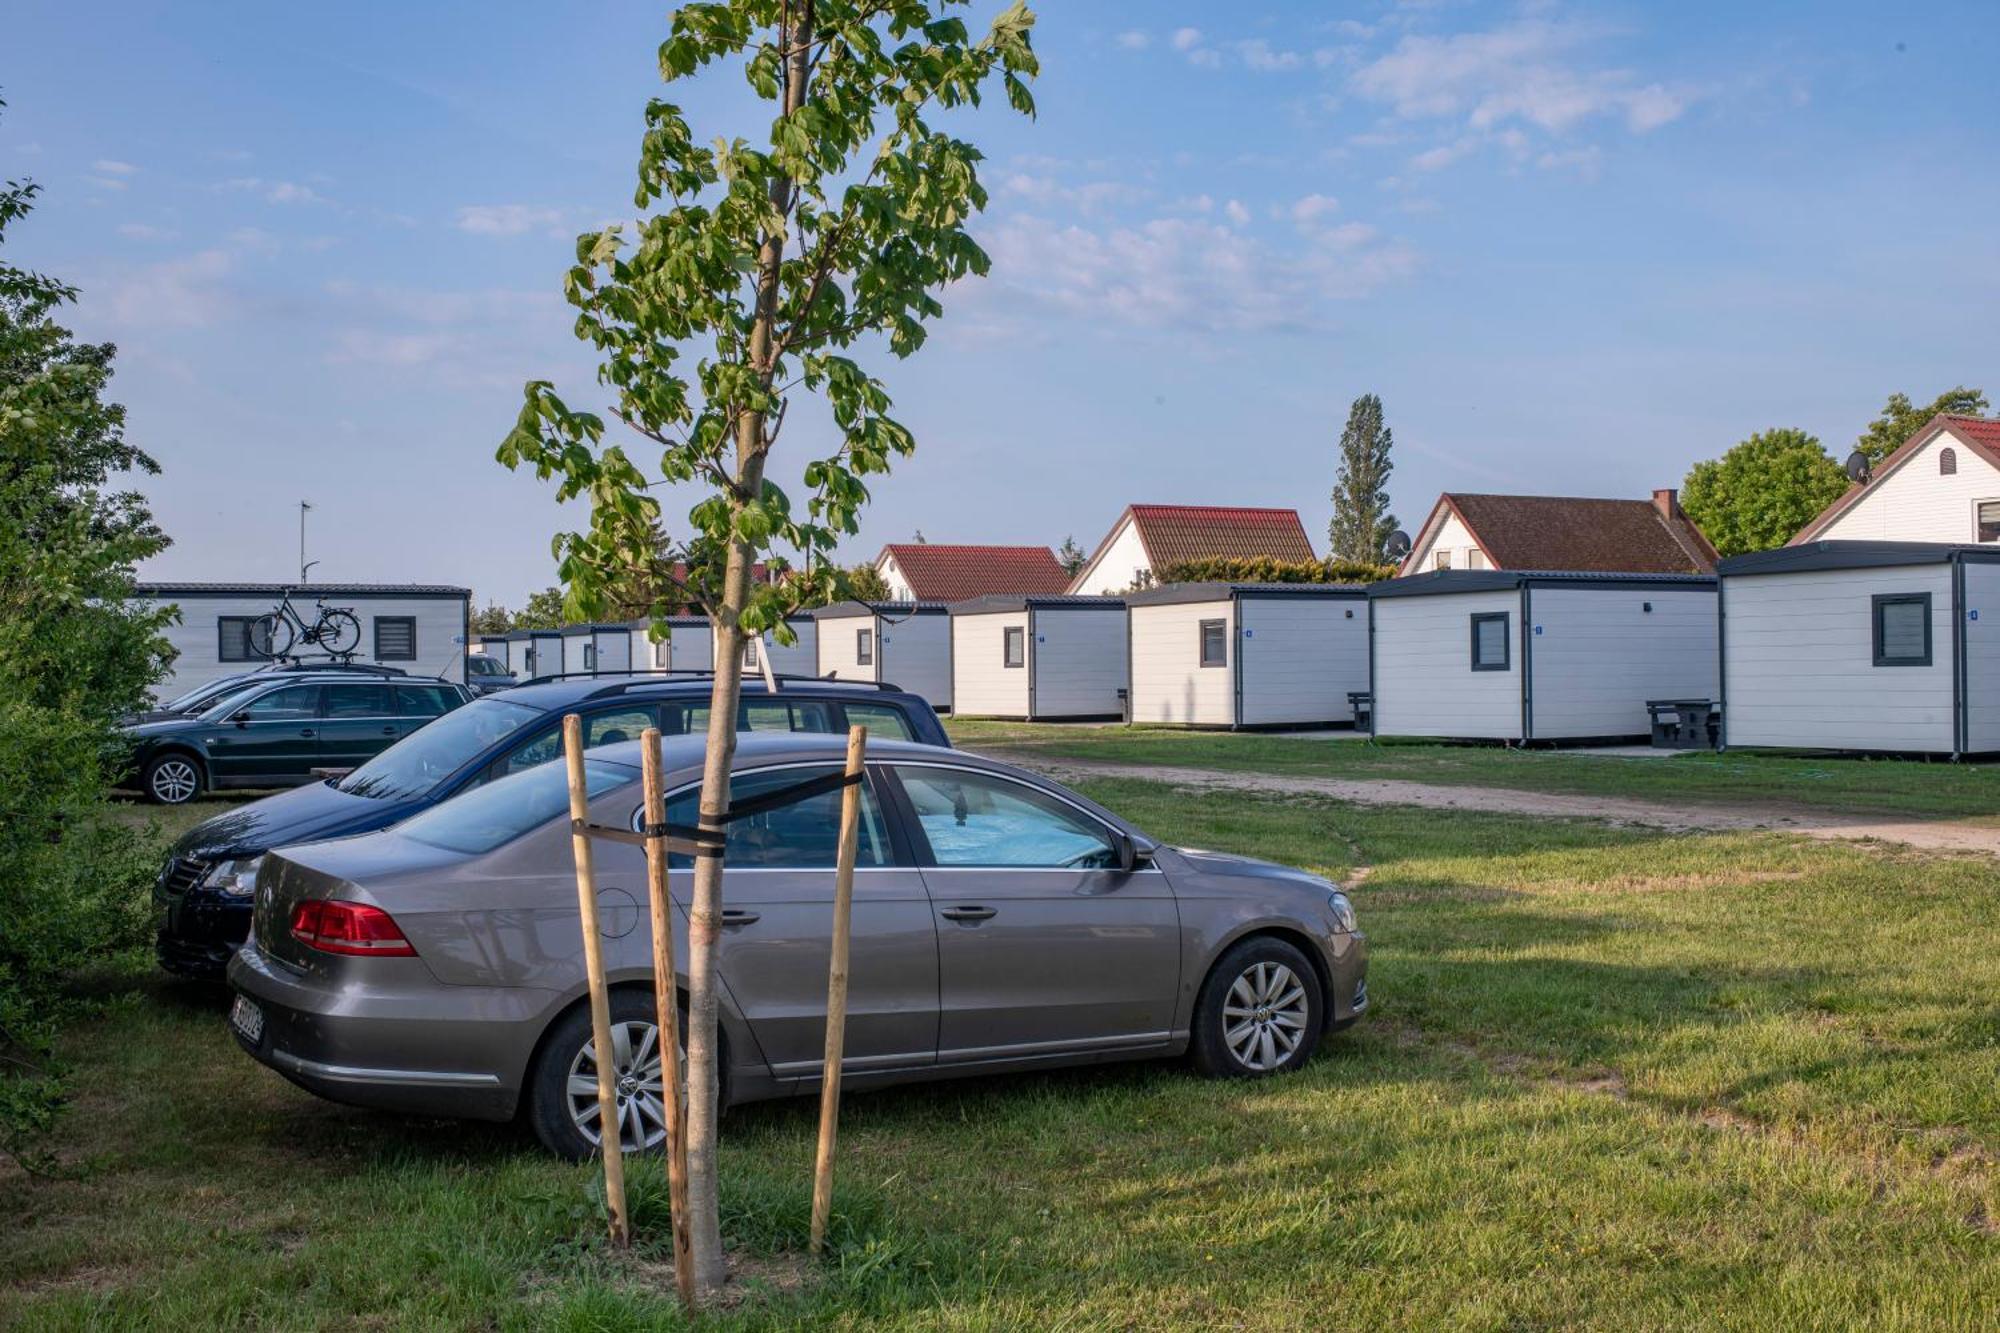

[494,672,922,709]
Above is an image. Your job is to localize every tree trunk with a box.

[681,3,815,1305]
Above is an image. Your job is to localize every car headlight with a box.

[202,856,265,897]
[1326,890,1357,934]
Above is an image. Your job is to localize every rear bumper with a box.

[226,939,553,1123]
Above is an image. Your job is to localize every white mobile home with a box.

[1718,541,2000,755]
[813,602,952,710]
[1125,583,1369,728]
[560,624,634,676]
[494,631,534,674]
[1369,570,1718,743]
[719,615,818,678]
[475,633,513,665]
[133,582,472,697]
[949,595,1127,720]
[521,629,564,679]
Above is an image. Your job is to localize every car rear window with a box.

[398,756,636,854]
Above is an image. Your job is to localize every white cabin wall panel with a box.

[143,594,466,696]
[880,614,951,709]
[1237,599,1368,725]
[1129,601,1235,726]
[1371,590,1522,739]
[816,614,879,683]
[1032,607,1129,718]
[951,612,1032,717]
[1529,588,1718,739]
[1961,563,2000,752]
[1723,565,1954,751]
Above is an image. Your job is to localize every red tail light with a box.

[289,899,418,957]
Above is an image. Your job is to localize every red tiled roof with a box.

[1412,493,1717,575]
[1125,504,1317,568]
[877,544,1069,602]
[1791,415,2000,544]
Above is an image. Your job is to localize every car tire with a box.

[142,752,205,806]
[1189,935,1325,1079]
[525,990,704,1161]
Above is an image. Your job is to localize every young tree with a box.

[1055,534,1085,576]
[470,601,514,635]
[1680,428,1849,556]
[1854,386,1989,465]
[1327,393,1397,562]
[840,560,891,602]
[499,1,1037,1299]
[512,587,568,630]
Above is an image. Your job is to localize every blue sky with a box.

[7,1,1998,605]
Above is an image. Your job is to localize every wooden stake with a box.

[640,727,695,1309]
[810,724,868,1257]
[563,713,629,1249]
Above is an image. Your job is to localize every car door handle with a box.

[299,728,316,738]
[940,906,996,923]
[381,726,398,735]
[720,908,760,926]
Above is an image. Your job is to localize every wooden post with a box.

[810,724,868,1257]
[640,727,695,1309]
[563,713,629,1249]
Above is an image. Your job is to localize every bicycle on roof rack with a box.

[250,588,362,662]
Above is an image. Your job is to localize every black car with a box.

[123,674,471,806]
[126,661,415,726]
[155,672,952,976]
[465,653,519,695]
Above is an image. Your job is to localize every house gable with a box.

[1797,420,2000,546]
[1402,497,1489,574]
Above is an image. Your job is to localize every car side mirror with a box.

[1110,828,1147,874]
[232,710,251,725]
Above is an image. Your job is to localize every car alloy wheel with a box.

[148,756,201,805]
[566,1018,669,1154]
[1223,960,1310,1072]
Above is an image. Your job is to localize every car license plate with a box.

[229,995,264,1044]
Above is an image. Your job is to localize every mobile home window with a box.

[583,642,597,672]
[653,640,670,668]
[1470,612,1510,671]
[856,627,874,666]
[1872,593,1932,667]
[743,636,759,668]
[1003,625,1025,668]
[374,616,417,661]
[218,616,259,662]
[1979,501,2000,543]
[1198,618,1227,668]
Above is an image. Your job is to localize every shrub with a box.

[1152,555,1398,586]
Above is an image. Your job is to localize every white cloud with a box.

[221,176,330,205]
[99,249,237,329]
[1409,138,1477,172]
[1224,199,1251,227]
[93,159,138,176]
[1289,193,1341,227]
[1000,175,1138,216]
[1114,30,1149,51]
[1170,28,1203,52]
[86,176,129,191]
[1236,39,1302,72]
[455,203,571,237]
[117,222,173,241]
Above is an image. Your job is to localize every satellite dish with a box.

[1384,529,1412,560]
[1845,449,1871,485]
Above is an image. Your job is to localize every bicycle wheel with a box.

[316,609,362,655]
[248,613,292,659]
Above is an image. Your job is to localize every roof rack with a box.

[510,669,908,700]
[255,661,411,677]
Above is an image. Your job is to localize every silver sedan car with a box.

[227,734,1368,1158]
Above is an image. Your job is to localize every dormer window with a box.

[1941,447,1958,476]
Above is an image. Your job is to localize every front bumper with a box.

[226,939,552,1123]
[1320,929,1369,1031]
[155,857,252,977]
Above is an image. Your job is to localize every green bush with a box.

[1153,555,1398,586]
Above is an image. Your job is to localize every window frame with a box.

[1941,446,1958,476]
[1470,612,1511,672]
[642,761,903,870]
[744,635,759,668]
[323,682,394,719]
[856,626,875,666]
[1976,498,2000,544]
[1198,618,1227,669]
[374,615,418,662]
[1003,625,1025,669]
[883,761,1136,871]
[217,615,260,663]
[1871,592,1932,668]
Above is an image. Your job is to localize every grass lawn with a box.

[948,718,2000,822]
[8,779,2000,1327]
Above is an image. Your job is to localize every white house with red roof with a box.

[872,543,1069,602]
[1066,504,1318,595]
[1790,415,2000,546]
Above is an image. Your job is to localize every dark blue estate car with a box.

[155,673,951,975]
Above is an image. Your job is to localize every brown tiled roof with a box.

[878,544,1069,602]
[1125,504,1316,567]
[1790,414,2000,544]
[1422,493,1717,574]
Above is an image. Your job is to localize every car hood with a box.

[1166,846,1335,892]
[172,779,426,859]
[126,708,193,725]
[124,715,205,740]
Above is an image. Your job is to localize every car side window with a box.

[325,684,391,717]
[895,766,1117,869]
[396,684,459,717]
[660,765,891,870]
[841,702,915,741]
[500,726,562,776]
[240,684,321,720]
[498,707,653,777]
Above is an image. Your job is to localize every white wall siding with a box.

[1409,510,1484,574]
[1818,427,2000,544]
[1072,518,1151,595]
[1129,600,1235,726]
[1965,563,2000,753]
[951,611,1032,717]
[1371,590,1523,739]
[751,619,817,677]
[1031,607,1129,719]
[1237,598,1368,725]
[880,614,951,709]
[1723,565,1955,752]
[595,631,632,674]
[667,622,713,674]
[1528,587,1718,739]
[817,612,880,683]
[142,593,467,696]
[876,552,914,601]
[562,634,592,676]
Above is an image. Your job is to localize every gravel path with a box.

[985,752,2000,857]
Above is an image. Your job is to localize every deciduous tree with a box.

[1855,386,1988,465]
[1681,428,1849,556]
[498,1,1036,1300]
[1328,393,1397,562]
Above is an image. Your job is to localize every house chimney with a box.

[1652,488,1679,520]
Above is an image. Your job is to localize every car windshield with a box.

[397,755,634,854]
[162,678,246,712]
[196,683,279,720]
[336,697,543,801]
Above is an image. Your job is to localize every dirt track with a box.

[988,753,2000,857]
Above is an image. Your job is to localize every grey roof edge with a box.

[1124,581,1372,607]
[1368,569,1718,599]
[1718,540,2000,577]
[947,594,1127,614]
[810,600,950,619]
[134,582,471,597]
